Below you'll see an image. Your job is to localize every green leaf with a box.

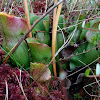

[80,22,90,40]
[57,32,64,49]
[79,15,85,21]
[27,42,51,64]
[90,17,100,27]
[70,15,84,42]
[29,13,39,26]
[30,62,51,82]
[86,21,100,45]
[85,68,91,77]
[80,17,100,40]
[79,14,85,28]
[73,29,82,42]
[70,42,99,70]
[26,38,39,43]
[36,20,50,44]
[30,13,49,32]
[29,13,50,45]
[0,12,30,68]
[98,47,100,55]
[91,0,95,7]
[57,15,66,50]
[58,15,64,28]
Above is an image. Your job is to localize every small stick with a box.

[52,0,62,76]
[23,0,32,38]
[87,75,100,78]
[82,27,100,32]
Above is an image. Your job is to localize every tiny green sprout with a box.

[83,49,85,53]
[74,93,83,100]
[64,57,66,59]
[85,68,91,77]
[76,52,78,55]
[92,36,96,45]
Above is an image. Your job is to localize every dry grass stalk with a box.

[23,0,32,38]
[52,0,57,77]
[52,0,62,76]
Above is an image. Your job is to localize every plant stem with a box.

[23,0,32,38]
[3,0,64,64]
[52,0,62,76]
[52,0,57,76]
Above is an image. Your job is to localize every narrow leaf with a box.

[85,68,91,77]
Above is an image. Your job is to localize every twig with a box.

[87,75,100,78]
[67,57,100,78]
[53,45,100,64]
[3,0,64,64]
[62,16,100,31]
[23,0,32,38]
[89,67,100,87]
[83,80,100,97]
[57,25,65,43]
[82,27,100,31]
[56,46,100,62]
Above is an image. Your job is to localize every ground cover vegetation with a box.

[0,0,100,100]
